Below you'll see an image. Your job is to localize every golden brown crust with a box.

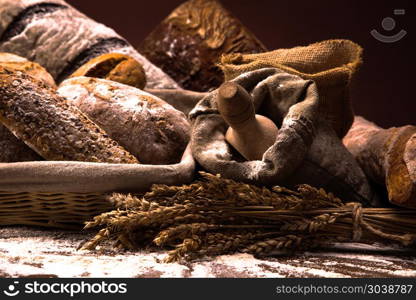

[70,53,146,90]
[0,66,139,164]
[343,117,416,208]
[385,126,416,207]
[0,52,56,88]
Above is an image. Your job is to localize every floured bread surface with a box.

[59,77,190,165]
[0,0,179,89]
[0,0,68,33]
[0,67,139,164]
[139,0,267,92]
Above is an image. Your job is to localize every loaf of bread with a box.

[0,52,54,162]
[70,53,147,90]
[138,0,267,92]
[0,123,42,162]
[0,52,55,87]
[0,66,139,163]
[0,0,178,89]
[58,77,190,165]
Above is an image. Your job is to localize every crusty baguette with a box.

[0,66,139,164]
[343,116,416,208]
[59,77,190,165]
[0,52,53,162]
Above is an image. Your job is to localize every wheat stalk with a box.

[82,172,416,261]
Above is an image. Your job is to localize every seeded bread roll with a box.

[0,52,53,162]
[0,0,178,89]
[0,66,139,164]
[58,77,190,165]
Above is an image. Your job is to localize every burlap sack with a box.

[189,68,379,206]
[220,39,362,138]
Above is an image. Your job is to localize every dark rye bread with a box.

[0,66,139,164]
[138,0,267,92]
[58,77,190,165]
[0,0,178,89]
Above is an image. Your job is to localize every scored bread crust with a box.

[0,0,179,89]
[0,66,139,164]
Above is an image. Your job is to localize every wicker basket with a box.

[0,191,111,229]
[0,145,195,229]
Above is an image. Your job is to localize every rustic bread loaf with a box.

[70,53,146,90]
[0,124,42,162]
[0,52,55,87]
[0,66,139,164]
[0,0,178,89]
[58,77,190,165]
[138,0,267,92]
[0,52,54,162]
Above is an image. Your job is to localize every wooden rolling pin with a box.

[217,82,278,161]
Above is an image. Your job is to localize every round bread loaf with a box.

[58,77,190,165]
[0,123,42,162]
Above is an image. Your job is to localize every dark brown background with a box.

[67,0,413,128]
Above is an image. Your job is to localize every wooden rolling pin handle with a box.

[217,82,255,129]
[217,82,279,161]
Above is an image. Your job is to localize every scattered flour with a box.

[1,227,415,278]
